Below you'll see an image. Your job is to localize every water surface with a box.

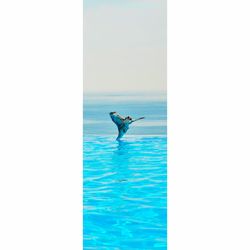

[83,93,167,249]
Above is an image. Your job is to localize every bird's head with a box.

[125,116,132,121]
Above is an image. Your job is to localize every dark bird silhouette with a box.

[109,112,145,140]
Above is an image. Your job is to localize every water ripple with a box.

[84,136,167,249]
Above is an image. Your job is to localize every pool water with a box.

[83,93,167,249]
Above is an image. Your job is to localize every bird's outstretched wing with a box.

[110,112,129,140]
[130,117,145,124]
[110,112,124,127]
[110,112,145,140]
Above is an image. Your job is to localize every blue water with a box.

[83,93,167,249]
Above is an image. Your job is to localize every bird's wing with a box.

[110,113,124,127]
[130,117,145,123]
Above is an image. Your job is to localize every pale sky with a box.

[84,0,166,93]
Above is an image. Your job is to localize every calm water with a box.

[83,93,167,249]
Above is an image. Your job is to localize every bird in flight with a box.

[109,112,145,140]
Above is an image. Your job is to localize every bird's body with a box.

[109,112,145,140]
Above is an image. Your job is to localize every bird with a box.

[109,112,145,140]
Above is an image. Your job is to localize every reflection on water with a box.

[114,140,131,156]
[112,140,132,183]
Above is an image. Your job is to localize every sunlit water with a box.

[83,93,167,249]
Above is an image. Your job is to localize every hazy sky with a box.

[84,0,166,93]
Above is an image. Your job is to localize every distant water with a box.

[83,93,167,249]
[83,93,167,137]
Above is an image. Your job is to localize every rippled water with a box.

[83,93,167,249]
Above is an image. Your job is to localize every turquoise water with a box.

[83,93,167,249]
